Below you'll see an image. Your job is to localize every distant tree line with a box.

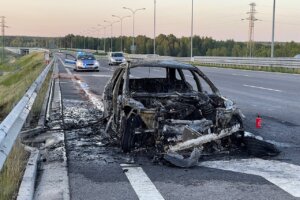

[3,34,300,57]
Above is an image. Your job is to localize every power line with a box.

[0,16,8,63]
[242,3,261,57]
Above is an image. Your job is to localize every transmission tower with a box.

[0,16,8,63]
[243,3,260,57]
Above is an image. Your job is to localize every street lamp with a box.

[98,24,109,52]
[191,0,194,61]
[123,7,146,54]
[81,30,86,49]
[154,0,157,56]
[104,20,120,52]
[112,15,131,52]
[87,27,97,50]
[96,25,105,51]
[271,0,276,58]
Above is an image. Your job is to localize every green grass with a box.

[0,52,47,200]
[0,52,44,120]
[29,67,52,127]
[0,50,20,66]
[0,140,29,200]
[192,62,300,74]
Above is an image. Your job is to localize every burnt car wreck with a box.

[102,61,279,167]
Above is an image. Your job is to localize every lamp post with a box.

[97,25,104,51]
[81,31,86,49]
[112,15,131,52]
[86,27,97,50]
[123,7,146,54]
[271,0,276,58]
[98,24,108,52]
[154,0,157,56]
[104,20,119,52]
[191,0,194,61]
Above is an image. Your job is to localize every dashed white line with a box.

[232,73,250,77]
[101,67,115,72]
[121,164,165,200]
[65,68,72,76]
[153,69,162,72]
[243,84,282,92]
[185,75,194,78]
[76,74,112,78]
[199,158,300,197]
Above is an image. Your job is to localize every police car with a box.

[74,52,100,72]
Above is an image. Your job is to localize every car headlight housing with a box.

[94,61,99,67]
[122,58,126,62]
[76,60,83,67]
[111,58,116,62]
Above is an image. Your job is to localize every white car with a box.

[108,52,126,65]
[294,54,300,59]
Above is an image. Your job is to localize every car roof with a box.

[110,52,124,55]
[129,60,197,70]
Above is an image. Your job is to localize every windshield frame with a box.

[111,53,124,58]
[77,54,96,60]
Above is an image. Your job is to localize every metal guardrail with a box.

[127,55,300,68]
[193,56,300,68]
[0,59,54,171]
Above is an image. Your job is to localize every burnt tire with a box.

[121,115,136,153]
[243,137,280,157]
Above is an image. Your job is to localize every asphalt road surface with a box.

[56,53,300,200]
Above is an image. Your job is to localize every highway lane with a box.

[62,55,300,158]
[200,67,300,122]
[198,67,300,150]
[56,54,300,200]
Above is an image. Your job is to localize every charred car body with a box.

[103,61,278,167]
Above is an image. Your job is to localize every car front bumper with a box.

[76,65,99,71]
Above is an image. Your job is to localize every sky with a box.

[1,0,300,42]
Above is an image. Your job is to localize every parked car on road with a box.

[108,52,126,65]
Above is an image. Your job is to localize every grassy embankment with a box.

[0,52,51,200]
[192,62,300,74]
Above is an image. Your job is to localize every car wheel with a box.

[120,114,137,153]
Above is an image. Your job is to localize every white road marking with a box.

[121,164,165,200]
[153,69,162,72]
[76,74,112,78]
[101,67,115,72]
[199,158,300,197]
[65,67,104,111]
[232,73,250,77]
[186,75,194,78]
[65,68,72,76]
[243,84,282,92]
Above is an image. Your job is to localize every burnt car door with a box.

[103,68,124,118]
